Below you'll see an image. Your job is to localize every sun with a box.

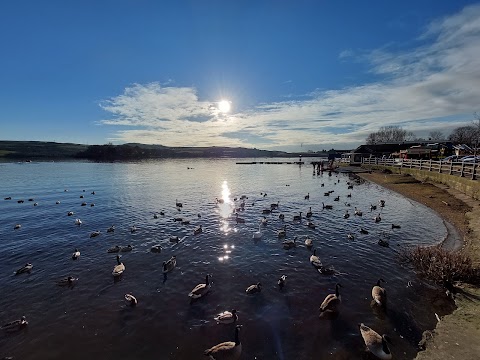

[218,100,231,113]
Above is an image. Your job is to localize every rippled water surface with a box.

[0,159,453,359]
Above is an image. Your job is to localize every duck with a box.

[56,200,61,204]
[343,210,350,219]
[120,245,133,252]
[347,233,355,240]
[359,323,392,360]
[310,249,322,268]
[175,199,183,208]
[391,224,401,229]
[107,245,121,253]
[374,214,382,223]
[130,225,137,233]
[15,263,33,275]
[293,212,302,221]
[81,202,87,206]
[282,236,297,250]
[14,224,21,230]
[354,207,363,216]
[214,309,238,324]
[253,223,263,240]
[372,278,387,307]
[67,211,74,216]
[1,316,28,332]
[306,207,313,218]
[112,255,125,277]
[278,275,287,290]
[74,218,82,226]
[194,225,203,235]
[169,235,180,243]
[57,276,78,287]
[304,236,313,248]
[305,193,310,200]
[246,282,262,294]
[163,256,177,273]
[125,293,137,306]
[151,245,162,253]
[324,192,330,196]
[277,225,287,238]
[90,230,100,238]
[181,219,190,225]
[91,191,95,195]
[319,283,342,314]
[72,248,80,260]
[153,213,159,219]
[107,225,115,233]
[204,325,242,360]
[188,274,211,299]
[322,202,333,210]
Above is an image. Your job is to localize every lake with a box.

[0,159,453,359]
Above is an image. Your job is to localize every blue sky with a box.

[1,0,480,151]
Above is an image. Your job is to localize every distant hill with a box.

[0,141,88,159]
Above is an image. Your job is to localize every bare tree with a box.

[448,125,475,145]
[473,112,480,156]
[366,126,414,144]
[429,131,444,141]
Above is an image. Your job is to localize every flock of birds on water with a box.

[2,172,408,360]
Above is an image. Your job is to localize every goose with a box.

[204,325,242,360]
[372,278,387,307]
[91,191,95,195]
[216,197,224,204]
[370,204,377,211]
[175,199,183,208]
[391,224,401,229]
[33,202,38,206]
[112,255,125,277]
[319,283,342,314]
[374,214,381,223]
[359,323,392,360]
[310,249,322,268]
[181,219,191,225]
[120,245,133,252]
[194,225,203,235]
[235,214,245,224]
[4,197,11,200]
[15,263,33,275]
[188,274,211,299]
[160,211,165,216]
[17,199,24,203]
[347,233,354,240]
[56,200,60,204]
[81,202,87,206]
[344,202,351,207]
[173,217,183,222]
[262,208,272,214]
[282,236,297,250]
[261,216,268,225]
[14,224,21,230]
[343,210,350,219]
[306,207,313,218]
[379,200,385,207]
[278,213,285,220]
[107,245,121,253]
[322,202,333,210]
[72,248,80,260]
[304,236,313,248]
[348,184,354,189]
[270,201,279,209]
[1,316,28,332]
[90,230,100,238]
[293,212,302,221]
[107,225,115,233]
[67,211,74,216]
[130,225,137,233]
[153,213,159,219]
[246,282,262,294]
[75,218,82,226]
[378,239,389,247]
[347,193,352,198]
[324,192,330,196]
[80,195,84,198]
[305,193,310,200]
[354,207,363,216]
[125,293,137,306]
[151,245,162,253]
[57,276,78,287]
[214,309,238,324]
[333,196,340,202]
[307,221,316,229]
[253,223,263,239]
[360,228,369,234]
[163,256,177,273]
[277,225,287,238]
[169,235,180,243]
[278,275,287,290]
[320,183,325,187]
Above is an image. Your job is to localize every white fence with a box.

[361,158,479,180]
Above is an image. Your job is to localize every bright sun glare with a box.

[218,100,231,113]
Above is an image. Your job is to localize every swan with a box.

[204,325,242,360]
[107,245,121,253]
[90,230,100,238]
[163,256,177,273]
[75,218,82,225]
[194,225,203,235]
[253,223,263,239]
[278,275,287,290]
[57,276,78,287]
[72,248,80,260]
[214,309,238,324]
[188,274,211,299]
[310,249,322,268]
[372,278,387,307]
[305,236,313,248]
[359,323,392,360]
[322,202,333,210]
[15,263,33,275]
[125,293,137,306]
[319,283,342,314]
[112,255,125,277]
[282,236,297,250]
[246,282,262,294]
[354,207,363,216]
[107,225,115,233]
[277,225,287,238]
[1,316,28,332]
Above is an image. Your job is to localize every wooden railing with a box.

[361,158,479,180]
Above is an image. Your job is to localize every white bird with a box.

[125,293,138,306]
[253,223,263,239]
[188,274,211,299]
[163,256,177,273]
[72,248,80,260]
[74,218,82,225]
[112,255,125,277]
[204,325,242,360]
[359,323,392,360]
[214,309,238,324]
[372,278,387,307]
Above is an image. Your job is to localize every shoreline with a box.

[356,169,480,360]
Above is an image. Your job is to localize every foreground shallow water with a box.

[0,159,454,359]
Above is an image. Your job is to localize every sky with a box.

[1,0,480,152]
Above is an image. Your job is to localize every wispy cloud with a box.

[100,4,480,150]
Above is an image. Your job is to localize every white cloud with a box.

[100,4,480,150]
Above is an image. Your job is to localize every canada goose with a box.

[347,233,354,240]
[67,211,74,216]
[262,208,271,214]
[347,193,352,198]
[15,263,33,275]
[360,228,369,234]
[374,214,381,223]
[90,230,100,238]
[75,218,82,226]
[173,217,183,222]
[319,283,342,314]
[261,216,268,225]
[4,197,11,200]
[214,309,238,324]
[91,191,95,195]
[270,201,279,209]
[253,223,263,239]
[14,224,21,230]
[359,323,392,360]
[188,274,211,299]
[278,275,287,290]
[305,193,310,200]
[246,282,262,294]
[282,237,297,250]
[57,276,78,287]
[33,202,38,206]
[130,225,137,233]
[343,210,350,219]
[379,200,385,207]
[1,316,28,332]
[125,293,137,306]
[322,202,333,210]
[163,256,177,273]
[279,213,285,220]
[306,207,313,218]
[151,245,162,253]
[324,192,330,196]
[175,199,183,207]
[372,278,387,307]
[354,207,363,216]
[305,236,313,248]
[120,245,133,252]
[169,235,180,243]
[107,225,115,233]
[107,245,121,253]
[277,225,287,238]
[391,224,401,229]
[344,202,351,207]
[370,204,377,211]
[17,199,24,203]
[112,255,125,277]
[181,219,190,225]
[194,225,203,235]
[72,248,80,260]
[293,212,302,221]
[56,200,60,204]
[378,239,389,247]
[334,196,340,201]
[307,221,316,229]
[235,214,245,224]
[80,195,84,198]
[310,249,322,268]
[204,325,242,359]
[153,213,159,219]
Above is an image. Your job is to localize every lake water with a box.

[0,159,453,359]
